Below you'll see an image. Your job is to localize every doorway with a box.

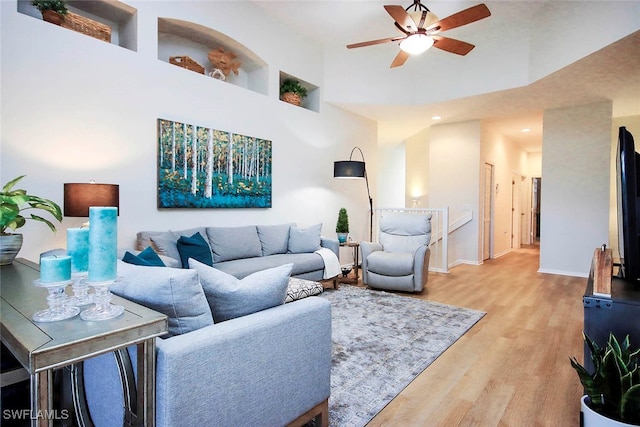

[531,177,541,245]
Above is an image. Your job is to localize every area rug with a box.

[319,285,485,426]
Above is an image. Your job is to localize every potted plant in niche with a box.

[336,207,349,244]
[279,78,308,107]
[570,332,640,426]
[0,175,63,265]
[31,0,68,26]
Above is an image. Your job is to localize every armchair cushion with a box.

[379,212,431,253]
[367,251,414,276]
[189,259,293,322]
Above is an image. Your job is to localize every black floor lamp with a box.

[333,146,374,242]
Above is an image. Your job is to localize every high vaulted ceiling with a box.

[252,1,640,152]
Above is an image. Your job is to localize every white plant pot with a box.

[581,395,635,427]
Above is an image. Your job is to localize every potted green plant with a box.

[0,175,63,265]
[280,79,308,106]
[31,0,68,26]
[570,332,640,426]
[336,207,349,244]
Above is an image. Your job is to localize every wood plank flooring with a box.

[365,246,586,427]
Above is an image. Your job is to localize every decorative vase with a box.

[581,395,634,427]
[0,234,24,265]
[281,92,301,106]
[41,10,64,26]
[337,232,348,244]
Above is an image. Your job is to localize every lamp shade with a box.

[64,183,119,217]
[334,161,366,179]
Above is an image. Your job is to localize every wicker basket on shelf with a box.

[169,56,205,74]
[62,11,111,43]
[280,92,302,106]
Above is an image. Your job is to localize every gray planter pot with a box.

[0,234,24,265]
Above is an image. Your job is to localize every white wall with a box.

[429,121,481,266]
[0,1,376,262]
[405,128,430,208]
[540,102,612,277]
[375,143,405,209]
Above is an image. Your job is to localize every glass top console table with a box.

[1,259,168,427]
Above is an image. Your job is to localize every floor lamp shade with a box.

[64,183,119,217]
[334,161,366,178]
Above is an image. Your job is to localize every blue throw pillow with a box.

[177,232,213,268]
[123,246,166,267]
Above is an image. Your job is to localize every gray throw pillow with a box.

[148,227,208,262]
[113,260,214,337]
[288,223,322,253]
[206,226,262,262]
[257,224,293,256]
[189,259,292,323]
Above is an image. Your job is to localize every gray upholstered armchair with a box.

[361,212,432,292]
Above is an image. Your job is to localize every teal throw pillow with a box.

[123,246,166,267]
[177,232,213,268]
[189,259,293,323]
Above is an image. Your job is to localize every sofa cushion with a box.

[176,232,213,268]
[113,260,214,337]
[257,224,292,256]
[288,223,322,254]
[147,227,208,261]
[122,246,166,267]
[213,253,324,279]
[367,251,414,276]
[189,259,292,323]
[206,226,262,262]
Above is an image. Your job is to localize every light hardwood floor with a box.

[365,246,586,427]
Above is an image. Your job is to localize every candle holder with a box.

[80,279,124,321]
[66,272,93,307]
[32,279,80,322]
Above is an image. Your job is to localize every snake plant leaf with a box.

[621,384,640,423]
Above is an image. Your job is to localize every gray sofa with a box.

[137,223,339,280]
[81,223,336,426]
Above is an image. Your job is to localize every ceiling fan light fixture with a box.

[399,34,434,55]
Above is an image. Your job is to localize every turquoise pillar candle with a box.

[40,255,72,283]
[88,207,118,282]
[67,227,90,273]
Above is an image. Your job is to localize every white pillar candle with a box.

[67,227,90,273]
[40,255,72,283]
[88,206,118,282]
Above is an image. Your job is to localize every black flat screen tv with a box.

[616,126,640,284]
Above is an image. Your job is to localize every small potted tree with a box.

[0,175,63,265]
[336,208,349,244]
[31,0,68,25]
[279,79,308,106]
[570,332,640,426]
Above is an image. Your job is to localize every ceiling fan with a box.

[347,1,491,68]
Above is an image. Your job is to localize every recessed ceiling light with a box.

[521,128,531,132]
[432,115,442,120]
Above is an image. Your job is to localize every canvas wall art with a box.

[157,119,272,208]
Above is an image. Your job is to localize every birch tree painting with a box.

[157,119,272,208]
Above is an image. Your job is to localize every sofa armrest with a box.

[83,297,331,427]
[321,237,339,258]
[360,241,383,285]
[412,245,431,292]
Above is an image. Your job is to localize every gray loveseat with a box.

[137,223,339,280]
[81,223,336,426]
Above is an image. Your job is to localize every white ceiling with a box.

[252,0,640,152]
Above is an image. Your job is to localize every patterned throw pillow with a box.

[285,277,323,303]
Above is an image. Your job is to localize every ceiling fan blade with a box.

[426,3,491,34]
[384,5,419,32]
[347,36,404,49]
[390,50,411,68]
[431,36,475,55]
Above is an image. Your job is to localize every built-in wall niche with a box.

[279,72,320,113]
[158,18,268,96]
[17,0,137,51]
